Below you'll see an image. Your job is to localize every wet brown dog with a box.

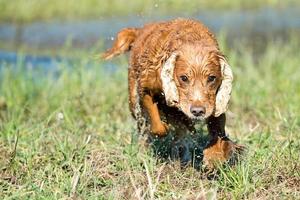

[102,18,242,167]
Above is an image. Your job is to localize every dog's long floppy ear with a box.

[214,57,233,117]
[160,53,179,107]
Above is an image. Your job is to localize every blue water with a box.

[0,7,299,69]
[0,51,65,72]
[0,51,120,75]
[1,7,300,48]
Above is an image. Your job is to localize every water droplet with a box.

[56,112,64,121]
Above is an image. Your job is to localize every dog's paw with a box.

[151,121,169,137]
[203,137,244,169]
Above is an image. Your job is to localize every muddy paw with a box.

[203,137,244,169]
[151,121,169,137]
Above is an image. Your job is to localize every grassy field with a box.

[1,0,300,23]
[0,35,300,199]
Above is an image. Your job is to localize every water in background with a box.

[0,7,299,68]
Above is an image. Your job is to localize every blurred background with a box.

[1,1,300,199]
[0,0,300,58]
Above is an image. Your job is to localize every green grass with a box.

[0,36,300,199]
[0,0,300,23]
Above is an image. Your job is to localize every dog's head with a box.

[161,44,233,120]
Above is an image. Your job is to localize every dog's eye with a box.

[180,75,188,82]
[207,75,216,82]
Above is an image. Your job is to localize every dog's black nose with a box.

[190,106,206,117]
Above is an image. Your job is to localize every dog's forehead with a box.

[177,51,221,77]
[178,44,220,67]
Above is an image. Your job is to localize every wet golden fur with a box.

[102,18,242,167]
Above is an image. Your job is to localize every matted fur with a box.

[161,53,233,117]
[160,53,179,107]
[215,58,233,117]
[102,18,242,167]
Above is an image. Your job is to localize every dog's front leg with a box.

[203,114,242,168]
[142,93,168,137]
[206,113,226,138]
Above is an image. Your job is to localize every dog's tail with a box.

[101,28,140,60]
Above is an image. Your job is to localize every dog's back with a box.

[102,19,218,62]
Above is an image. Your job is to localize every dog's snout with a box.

[190,106,206,117]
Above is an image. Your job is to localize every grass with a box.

[1,0,300,23]
[0,36,300,199]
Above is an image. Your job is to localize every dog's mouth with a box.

[190,116,206,121]
[177,106,207,121]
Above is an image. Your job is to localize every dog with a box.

[102,18,242,168]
